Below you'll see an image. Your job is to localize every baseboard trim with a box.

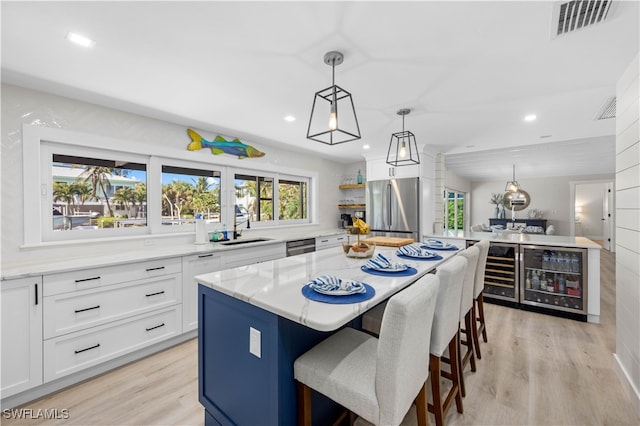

[613,353,640,418]
[1,330,197,410]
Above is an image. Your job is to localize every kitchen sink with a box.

[219,238,272,246]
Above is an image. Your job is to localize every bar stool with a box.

[472,240,490,358]
[294,274,440,426]
[429,256,467,426]
[456,245,479,397]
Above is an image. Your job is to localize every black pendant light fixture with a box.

[307,51,361,145]
[386,108,420,166]
[504,164,521,192]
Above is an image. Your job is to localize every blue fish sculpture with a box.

[186,128,265,159]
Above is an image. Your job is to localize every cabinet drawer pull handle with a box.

[146,323,165,332]
[75,305,100,313]
[75,276,100,283]
[75,343,100,354]
[145,290,165,297]
[35,283,38,305]
[320,239,328,243]
[337,237,345,241]
[198,254,213,258]
[145,266,165,272]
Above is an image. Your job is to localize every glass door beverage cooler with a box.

[520,245,587,315]
[482,242,519,303]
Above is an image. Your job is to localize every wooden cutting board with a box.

[360,236,414,247]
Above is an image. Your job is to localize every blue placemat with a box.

[420,244,458,251]
[360,266,418,277]
[397,253,443,261]
[301,283,376,304]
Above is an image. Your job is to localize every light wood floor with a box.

[4,248,639,426]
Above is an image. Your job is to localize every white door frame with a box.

[569,179,615,251]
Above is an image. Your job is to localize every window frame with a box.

[22,125,317,246]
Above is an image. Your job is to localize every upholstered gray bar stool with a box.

[428,256,467,426]
[455,245,480,397]
[471,240,490,358]
[294,274,440,426]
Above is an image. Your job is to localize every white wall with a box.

[0,84,347,269]
[470,174,614,236]
[614,53,640,416]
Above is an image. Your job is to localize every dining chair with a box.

[294,274,440,426]
[455,245,480,397]
[429,256,467,426]
[472,240,490,358]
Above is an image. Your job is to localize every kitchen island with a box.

[195,244,459,426]
[425,231,601,323]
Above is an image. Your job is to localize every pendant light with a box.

[505,164,521,192]
[307,51,361,145]
[386,108,420,166]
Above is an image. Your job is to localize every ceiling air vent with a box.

[551,0,614,38]
[594,96,616,120]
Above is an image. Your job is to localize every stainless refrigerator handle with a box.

[386,182,392,227]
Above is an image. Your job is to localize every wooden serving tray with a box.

[360,237,414,247]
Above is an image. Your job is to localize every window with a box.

[444,190,465,232]
[279,178,308,220]
[234,173,274,222]
[24,126,314,245]
[51,153,147,232]
[161,165,221,226]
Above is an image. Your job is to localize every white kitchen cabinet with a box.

[44,273,181,339]
[1,277,43,398]
[315,233,348,250]
[44,305,181,382]
[42,258,183,381]
[182,252,222,331]
[366,158,419,181]
[221,243,286,268]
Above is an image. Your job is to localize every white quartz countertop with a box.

[195,245,460,332]
[424,232,601,249]
[1,227,348,280]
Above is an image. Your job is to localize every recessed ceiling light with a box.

[362,144,370,150]
[66,32,95,48]
[284,115,296,122]
[524,114,537,122]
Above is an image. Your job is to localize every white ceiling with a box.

[2,1,638,181]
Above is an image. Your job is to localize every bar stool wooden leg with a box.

[297,381,312,426]
[477,294,488,342]
[465,311,477,372]
[471,303,482,359]
[429,354,444,426]
[457,330,466,398]
[450,334,464,414]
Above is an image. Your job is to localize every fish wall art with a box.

[186,128,266,159]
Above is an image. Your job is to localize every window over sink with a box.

[23,126,314,245]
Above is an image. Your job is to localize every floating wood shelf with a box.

[339,184,366,190]
[338,204,366,209]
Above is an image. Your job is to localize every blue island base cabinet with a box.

[198,284,349,426]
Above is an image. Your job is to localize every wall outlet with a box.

[249,327,261,358]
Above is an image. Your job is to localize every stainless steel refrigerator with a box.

[366,177,420,240]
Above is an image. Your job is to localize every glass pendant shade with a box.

[386,108,420,166]
[307,51,361,145]
[505,164,521,192]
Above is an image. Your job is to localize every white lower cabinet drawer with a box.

[44,274,181,339]
[44,305,182,382]
[44,258,182,296]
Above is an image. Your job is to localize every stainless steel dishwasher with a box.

[286,238,316,257]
